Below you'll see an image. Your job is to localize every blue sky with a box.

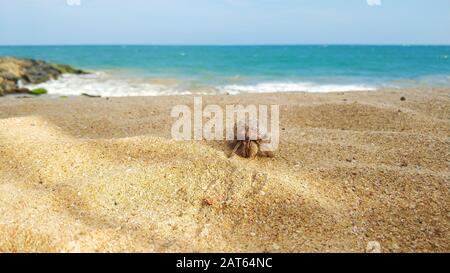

[0,0,449,45]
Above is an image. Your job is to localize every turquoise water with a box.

[1,45,449,96]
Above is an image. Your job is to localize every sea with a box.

[1,45,449,96]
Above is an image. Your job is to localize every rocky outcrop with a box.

[0,57,87,96]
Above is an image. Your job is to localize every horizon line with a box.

[1,43,450,47]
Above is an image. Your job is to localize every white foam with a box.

[220,82,377,94]
[24,73,193,97]
[24,74,377,97]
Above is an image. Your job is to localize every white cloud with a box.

[367,0,382,6]
[66,0,81,6]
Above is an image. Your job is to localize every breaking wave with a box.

[25,73,381,97]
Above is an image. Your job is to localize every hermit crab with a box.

[228,122,275,159]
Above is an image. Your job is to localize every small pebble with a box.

[203,198,216,206]
[366,241,382,253]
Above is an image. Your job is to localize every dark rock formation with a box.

[0,57,87,96]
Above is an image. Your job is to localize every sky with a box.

[0,0,449,45]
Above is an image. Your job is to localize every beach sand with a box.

[0,88,448,253]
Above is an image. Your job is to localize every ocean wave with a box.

[25,74,378,96]
[24,73,194,97]
[220,82,377,94]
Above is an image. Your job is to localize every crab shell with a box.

[230,123,274,159]
[241,139,259,158]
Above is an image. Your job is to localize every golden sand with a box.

[0,88,448,252]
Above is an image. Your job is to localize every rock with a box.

[0,57,87,95]
[81,93,101,98]
[12,88,31,94]
[52,64,87,75]
[1,77,17,95]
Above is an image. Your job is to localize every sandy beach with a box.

[0,88,448,253]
